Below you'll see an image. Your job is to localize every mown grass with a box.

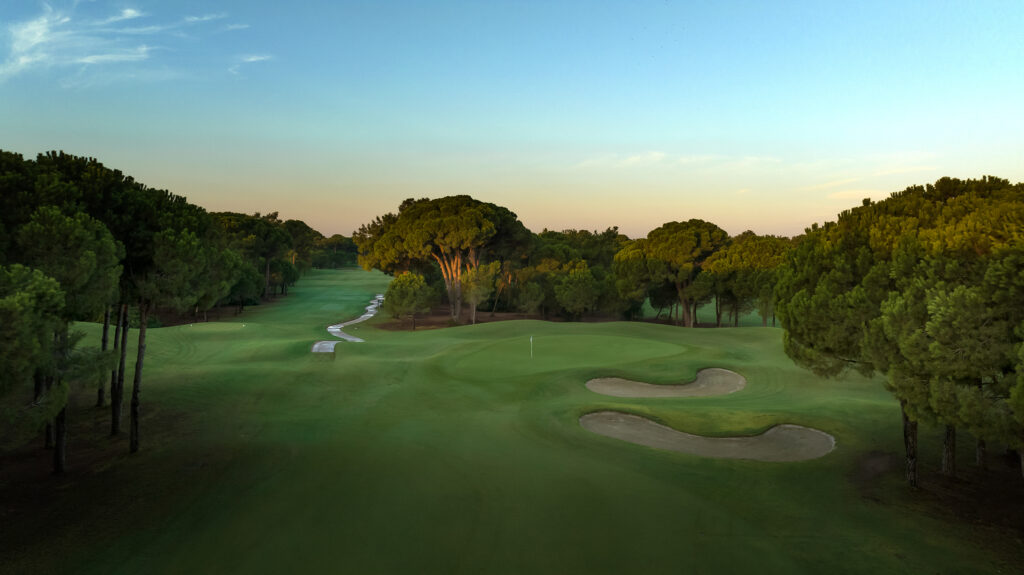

[1,269,1018,574]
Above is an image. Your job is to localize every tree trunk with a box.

[715,295,722,327]
[942,425,956,476]
[44,374,54,449]
[97,306,110,407]
[45,331,58,449]
[130,304,148,453]
[491,285,502,316]
[448,284,457,321]
[112,304,129,436]
[901,401,918,487]
[692,301,698,326]
[734,306,740,327]
[976,438,987,470]
[471,302,477,325]
[442,279,458,322]
[454,281,463,323]
[772,312,776,327]
[676,283,692,327]
[264,259,271,300]
[53,405,67,474]
[109,304,122,411]
[34,370,44,403]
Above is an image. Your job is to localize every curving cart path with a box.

[311,294,384,352]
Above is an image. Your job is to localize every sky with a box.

[2,1,1023,239]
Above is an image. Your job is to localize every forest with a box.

[356,196,792,327]
[3,148,1023,500]
[356,179,1024,488]
[0,150,357,473]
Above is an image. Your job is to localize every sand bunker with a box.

[580,411,835,462]
[312,294,384,352]
[586,367,746,398]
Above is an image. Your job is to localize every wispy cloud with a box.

[76,45,151,64]
[224,23,250,31]
[99,8,144,25]
[185,13,227,23]
[873,165,937,177]
[621,151,666,167]
[57,65,185,89]
[674,154,725,166]
[796,154,940,200]
[114,24,172,35]
[799,177,862,192]
[572,151,668,169]
[0,5,266,84]
[1,8,73,79]
[229,54,273,75]
[731,155,782,168]
[571,154,615,169]
[572,152,782,171]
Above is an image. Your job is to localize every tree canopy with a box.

[383,272,434,330]
[775,176,1024,484]
[355,196,527,322]
[0,149,328,471]
[641,219,729,326]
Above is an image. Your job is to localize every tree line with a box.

[358,180,1024,486]
[356,195,791,328]
[775,176,1024,485]
[0,150,355,474]
[5,152,1019,488]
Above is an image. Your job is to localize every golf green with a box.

[1,269,1015,574]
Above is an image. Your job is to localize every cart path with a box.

[311,294,384,352]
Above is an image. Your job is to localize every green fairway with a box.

[2,269,1016,574]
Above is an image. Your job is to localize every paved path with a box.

[312,294,384,352]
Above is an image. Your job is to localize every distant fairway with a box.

[2,269,1016,574]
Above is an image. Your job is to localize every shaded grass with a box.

[1,269,1019,574]
[640,297,772,327]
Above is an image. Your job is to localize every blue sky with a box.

[2,1,1023,238]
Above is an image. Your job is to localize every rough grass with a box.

[1,269,1019,574]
